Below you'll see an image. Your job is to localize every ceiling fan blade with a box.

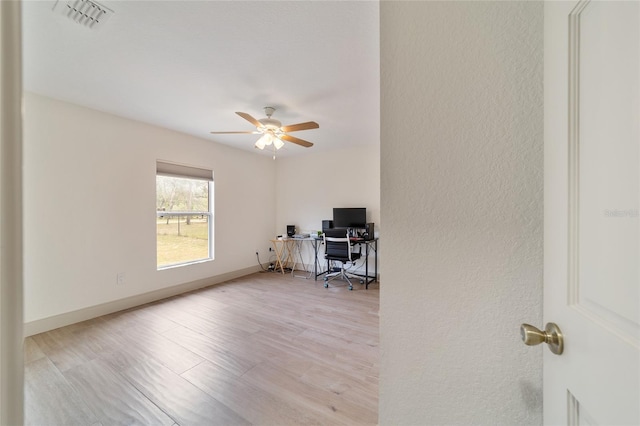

[281,134,314,148]
[209,131,258,134]
[235,112,262,128]
[280,121,319,132]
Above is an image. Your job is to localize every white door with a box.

[544,0,639,424]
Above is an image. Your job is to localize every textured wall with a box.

[380,2,543,424]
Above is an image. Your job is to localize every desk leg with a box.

[312,240,317,280]
[286,240,295,271]
[312,239,327,281]
[374,239,378,283]
[292,240,310,279]
[272,241,286,274]
[291,240,299,276]
[365,242,370,289]
[361,240,377,289]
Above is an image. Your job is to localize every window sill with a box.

[157,258,213,271]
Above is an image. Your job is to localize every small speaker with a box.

[287,225,296,237]
[322,220,333,232]
[364,223,374,240]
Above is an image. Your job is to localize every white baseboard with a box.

[24,265,261,337]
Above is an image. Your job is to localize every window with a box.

[156,161,213,268]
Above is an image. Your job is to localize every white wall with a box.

[23,93,276,325]
[275,145,380,272]
[276,145,380,236]
[380,2,543,425]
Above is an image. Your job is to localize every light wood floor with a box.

[24,272,379,425]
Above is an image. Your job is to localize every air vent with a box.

[52,0,113,30]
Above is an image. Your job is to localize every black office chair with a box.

[323,229,362,290]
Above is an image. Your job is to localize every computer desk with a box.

[311,237,378,289]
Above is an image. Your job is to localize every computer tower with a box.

[287,225,296,237]
[364,223,374,240]
[322,220,333,233]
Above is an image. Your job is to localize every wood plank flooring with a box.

[24,272,379,425]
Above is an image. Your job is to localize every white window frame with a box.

[156,161,214,269]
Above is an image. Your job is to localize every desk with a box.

[270,238,295,274]
[311,237,378,289]
[271,237,324,277]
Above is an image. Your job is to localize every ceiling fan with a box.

[210,107,319,154]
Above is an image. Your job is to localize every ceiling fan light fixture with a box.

[255,134,268,149]
[273,137,285,150]
[255,132,284,152]
[265,133,274,146]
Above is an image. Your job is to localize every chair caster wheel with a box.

[359,279,364,284]
[324,282,329,288]
[348,286,353,291]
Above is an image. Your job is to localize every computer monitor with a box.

[333,208,366,229]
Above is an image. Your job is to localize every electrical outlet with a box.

[268,247,273,252]
[116,272,125,285]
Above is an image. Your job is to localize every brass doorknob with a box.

[520,322,564,355]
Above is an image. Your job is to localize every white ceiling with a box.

[22,0,380,158]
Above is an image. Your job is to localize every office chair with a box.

[323,229,362,290]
